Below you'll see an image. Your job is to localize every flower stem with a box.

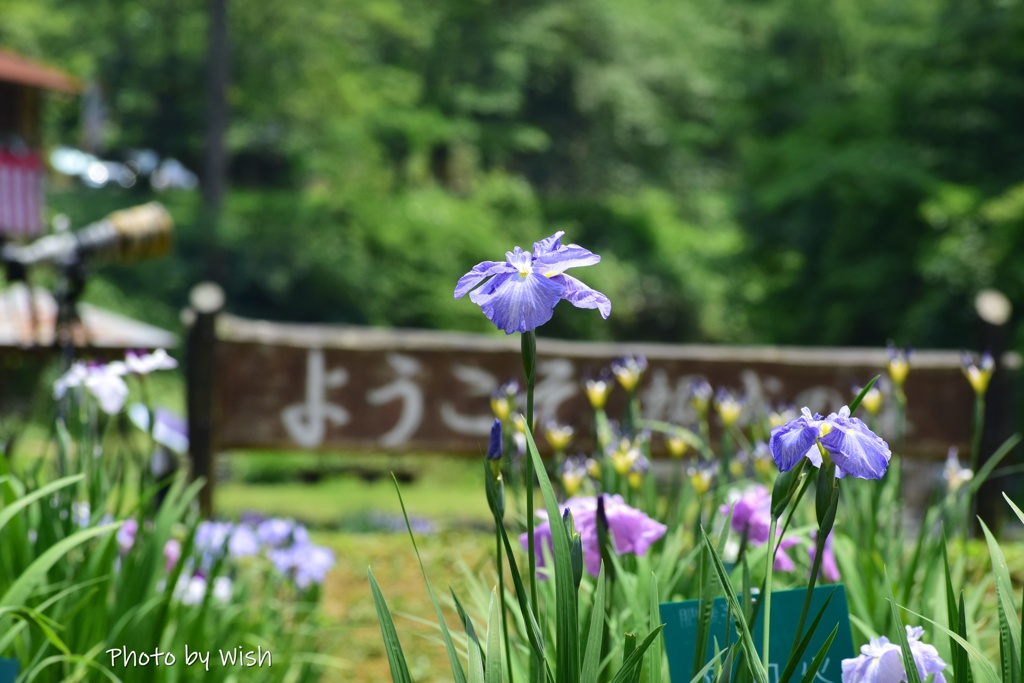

[520,330,539,658]
[496,526,514,683]
[969,393,985,474]
[762,515,777,673]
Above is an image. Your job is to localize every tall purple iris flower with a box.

[520,494,665,577]
[769,406,891,480]
[455,232,611,334]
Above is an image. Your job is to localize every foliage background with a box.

[2,0,1024,349]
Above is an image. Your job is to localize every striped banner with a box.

[0,149,44,237]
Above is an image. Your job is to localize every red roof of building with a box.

[0,49,79,93]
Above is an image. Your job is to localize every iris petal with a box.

[820,417,891,480]
[532,231,565,255]
[472,273,564,334]
[536,245,601,275]
[454,260,514,298]
[553,274,611,317]
[768,419,819,472]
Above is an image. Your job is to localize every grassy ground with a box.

[216,453,496,681]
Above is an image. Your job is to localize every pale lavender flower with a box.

[128,405,189,454]
[116,518,138,554]
[72,502,91,528]
[841,626,946,683]
[720,485,772,544]
[769,406,891,480]
[270,543,335,588]
[256,518,308,547]
[455,231,611,334]
[228,524,260,558]
[773,536,801,572]
[195,520,233,552]
[292,544,335,588]
[906,627,947,683]
[842,636,904,682]
[809,530,841,582]
[164,538,182,573]
[125,348,178,375]
[194,521,234,568]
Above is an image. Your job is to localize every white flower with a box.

[54,361,130,415]
[175,575,207,606]
[125,349,178,375]
[943,447,973,494]
[212,576,232,602]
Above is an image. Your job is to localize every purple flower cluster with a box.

[520,495,666,577]
[769,406,891,480]
[194,517,334,589]
[841,626,946,682]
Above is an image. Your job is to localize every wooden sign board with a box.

[209,314,1012,458]
[660,585,854,682]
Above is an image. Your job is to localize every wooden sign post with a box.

[184,285,1018,514]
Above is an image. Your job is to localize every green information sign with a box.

[659,585,854,683]
[0,658,18,683]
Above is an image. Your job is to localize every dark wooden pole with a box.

[975,289,1018,531]
[203,0,229,283]
[186,282,224,517]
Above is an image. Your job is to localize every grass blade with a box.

[484,467,550,678]
[648,571,664,683]
[957,592,974,683]
[0,522,120,610]
[581,564,607,683]
[392,474,468,683]
[968,434,1022,496]
[469,630,486,683]
[453,587,484,662]
[883,566,922,683]
[700,527,769,683]
[1004,492,1024,526]
[796,626,838,683]
[900,604,1001,683]
[608,627,666,683]
[368,568,413,683]
[692,543,714,680]
[778,589,836,683]
[849,375,880,414]
[524,426,580,683]
[0,474,84,535]
[941,527,971,683]
[486,589,503,683]
[979,518,1021,680]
